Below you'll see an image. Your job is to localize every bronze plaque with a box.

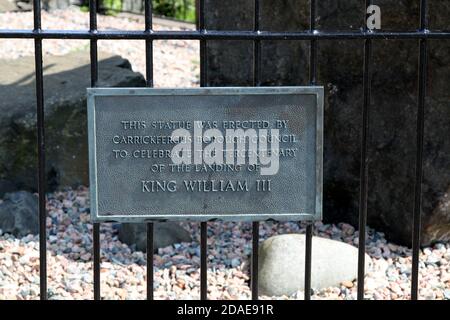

[87,87,323,222]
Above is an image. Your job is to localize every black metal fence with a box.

[0,0,448,300]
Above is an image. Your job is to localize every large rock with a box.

[41,0,82,11]
[204,0,450,246]
[121,0,144,14]
[0,52,146,195]
[7,0,82,11]
[0,191,38,237]
[258,234,371,296]
[0,0,17,12]
[118,223,192,252]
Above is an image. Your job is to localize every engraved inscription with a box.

[109,119,296,192]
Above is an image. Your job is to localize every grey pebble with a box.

[230,258,240,268]
[444,289,450,300]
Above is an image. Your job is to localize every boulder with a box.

[14,1,32,11]
[6,0,82,11]
[41,0,82,11]
[0,0,17,12]
[112,0,144,14]
[0,52,146,195]
[258,234,371,296]
[204,0,450,246]
[118,223,192,252]
[0,191,38,237]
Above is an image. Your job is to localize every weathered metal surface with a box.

[87,87,323,222]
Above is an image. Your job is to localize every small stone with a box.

[176,279,186,289]
[75,196,86,207]
[18,255,30,265]
[230,258,240,268]
[341,280,354,288]
[389,282,402,294]
[443,289,450,300]
[169,265,177,275]
[62,200,73,208]
[422,290,436,300]
[66,282,82,294]
[387,243,399,251]
[426,255,440,265]
[80,253,91,261]
[365,278,377,291]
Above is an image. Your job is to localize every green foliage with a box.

[79,0,122,16]
[79,0,196,22]
[103,0,122,15]
[152,0,196,22]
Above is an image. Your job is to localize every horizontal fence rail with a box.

[0,0,448,301]
[1,30,450,40]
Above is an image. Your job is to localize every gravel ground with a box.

[0,187,449,300]
[0,7,200,87]
[1,8,450,300]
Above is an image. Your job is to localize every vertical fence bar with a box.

[411,0,428,300]
[308,0,317,86]
[146,223,154,299]
[33,0,47,301]
[93,223,100,300]
[198,0,206,86]
[304,0,317,301]
[250,0,261,301]
[144,0,154,301]
[304,225,313,299]
[145,0,153,87]
[198,2,208,300]
[357,0,373,300]
[200,222,208,300]
[251,222,259,300]
[89,0,101,301]
[252,0,261,86]
[89,0,98,88]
